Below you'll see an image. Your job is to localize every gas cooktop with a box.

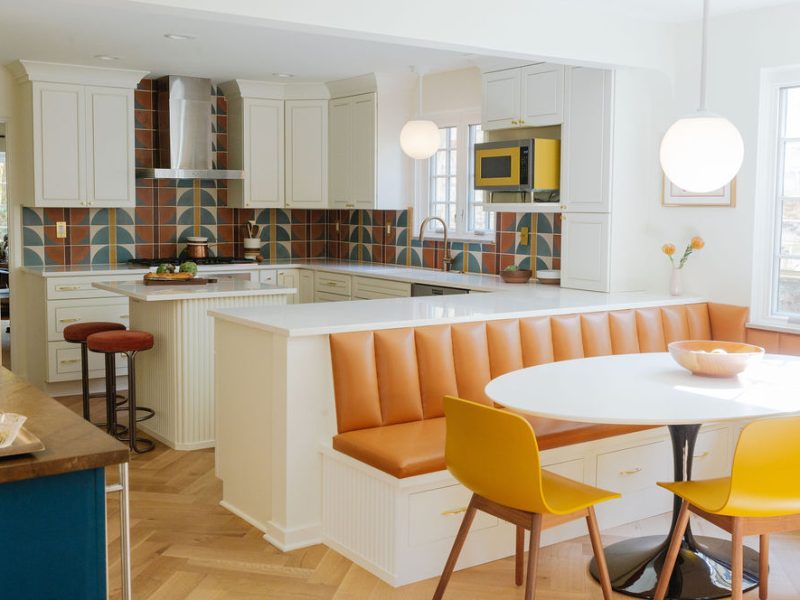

[128,257,254,267]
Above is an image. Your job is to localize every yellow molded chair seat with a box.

[655,416,800,600]
[433,396,619,600]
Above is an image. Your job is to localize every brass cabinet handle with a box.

[561,215,567,221]
[56,285,82,291]
[345,203,355,208]
[120,315,129,319]
[619,467,642,476]
[59,358,81,365]
[510,120,518,125]
[325,281,339,287]
[519,119,525,125]
[441,506,468,516]
[59,317,81,324]
[693,451,710,460]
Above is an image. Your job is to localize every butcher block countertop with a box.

[0,367,128,484]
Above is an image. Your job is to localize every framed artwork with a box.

[661,176,737,207]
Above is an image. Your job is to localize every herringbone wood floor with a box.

[62,396,800,599]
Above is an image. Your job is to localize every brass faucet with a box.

[418,216,454,272]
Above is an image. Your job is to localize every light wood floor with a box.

[63,396,800,599]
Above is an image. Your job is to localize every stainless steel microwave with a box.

[474,138,560,192]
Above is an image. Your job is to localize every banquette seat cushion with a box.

[329,303,749,479]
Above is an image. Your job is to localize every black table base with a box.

[589,424,761,599]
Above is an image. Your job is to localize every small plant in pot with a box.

[500,264,532,283]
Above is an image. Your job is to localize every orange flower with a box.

[662,243,676,257]
[691,236,705,250]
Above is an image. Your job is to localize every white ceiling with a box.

[0,0,797,83]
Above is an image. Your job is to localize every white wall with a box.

[646,3,800,305]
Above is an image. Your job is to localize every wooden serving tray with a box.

[0,427,45,458]
[143,277,218,286]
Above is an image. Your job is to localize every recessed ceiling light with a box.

[273,73,294,79]
[164,33,195,41]
[94,54,120,61]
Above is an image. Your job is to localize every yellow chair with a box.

[433,396,619,600]
[654,416,800,600]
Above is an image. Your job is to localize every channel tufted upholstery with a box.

[330,302,749,478]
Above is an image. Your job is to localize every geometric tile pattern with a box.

[21,78,561,274]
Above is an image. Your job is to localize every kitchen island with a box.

[208,288,704,555]
[94,279,296,450]
[0,366,129,599]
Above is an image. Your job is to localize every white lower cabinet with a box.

[409,484,498,547]
[47,297,129,341]
[299,270,314,304]
[352,276,410,300]
[314,271,352,302]
[277,269,299,304]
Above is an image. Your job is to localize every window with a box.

[753,67,800,328]
[420,115,494,239]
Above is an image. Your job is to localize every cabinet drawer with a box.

[47,341,127,383]
[352,276,411,299]
[315,290,350,303]
[259,269,277,284]
[541,458,584,482]
[46,275,140,300]
[47,298,129,341]
[691,428,730,480]
[315,271,351,296]
[596,440,671,495]
[409,484,498,547]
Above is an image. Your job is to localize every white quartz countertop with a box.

[93,279,296,302]
[209,288,705,337]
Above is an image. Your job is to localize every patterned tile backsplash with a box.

[21,79,561,274]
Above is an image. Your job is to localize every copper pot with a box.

[185,237,218,259]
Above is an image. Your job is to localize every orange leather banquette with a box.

[329,303,750,479]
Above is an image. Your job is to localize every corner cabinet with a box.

[482,63,564,131]
[10,61,145,208]
[285,100,329,209]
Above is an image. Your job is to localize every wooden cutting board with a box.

[142,277,218,286]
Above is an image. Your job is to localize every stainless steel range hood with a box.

[136,76,244,180]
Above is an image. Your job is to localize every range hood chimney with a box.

[136,76,244,180]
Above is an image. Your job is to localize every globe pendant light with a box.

[401,68,439,160]
[659,0,744,193]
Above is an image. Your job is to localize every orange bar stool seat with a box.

[87,329,155,453]
[433,396,619,600]
[63,321,126,425]
[654,416,800,600]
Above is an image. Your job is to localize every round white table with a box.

[485,352,800,600]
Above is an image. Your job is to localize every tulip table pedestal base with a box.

[589,424,760,599]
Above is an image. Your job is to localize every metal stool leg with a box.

[125,352,153,454]
[106,462,132,600]
[80,342,91,421]
[104,352,117,436]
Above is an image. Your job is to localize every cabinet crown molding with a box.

[8,60,147,88]
[326,72,415,100]
[219,79,329,100]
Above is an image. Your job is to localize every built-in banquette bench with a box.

[321,302,757,586]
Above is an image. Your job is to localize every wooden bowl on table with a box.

[668,340,765,378]
[500,269,532,284]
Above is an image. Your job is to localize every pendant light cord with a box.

[698,0,709,111]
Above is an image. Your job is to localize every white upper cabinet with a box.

[85,87,135,207]
[285,99,328,209]
[482,64,564,131]
[11,61,145,208]
[225,95,285,209]
[328,93,376,209]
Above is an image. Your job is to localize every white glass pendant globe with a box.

[659,112,744,193]
[400,120,439,160]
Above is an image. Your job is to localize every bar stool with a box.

[87,329,155,453]
[63,321,126,426]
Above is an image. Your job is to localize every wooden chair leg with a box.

[525,513,543,600]
[759,534,769,600]
[586,506,613,600]
[432,496,478,600]
[731,518,744,600]
[515,525,525,586]
[654,500,691,600]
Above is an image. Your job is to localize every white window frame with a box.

[415,109,493,242]
[751,65,800,332]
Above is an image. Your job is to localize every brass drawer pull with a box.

[441,506,468,516]
[59,317,81,324]
[56,285,82,291]
[693,451,710,460]
[59,358,81,365]
[325,281,339,287]
[619,467,642,476]
[120,315,129,319]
